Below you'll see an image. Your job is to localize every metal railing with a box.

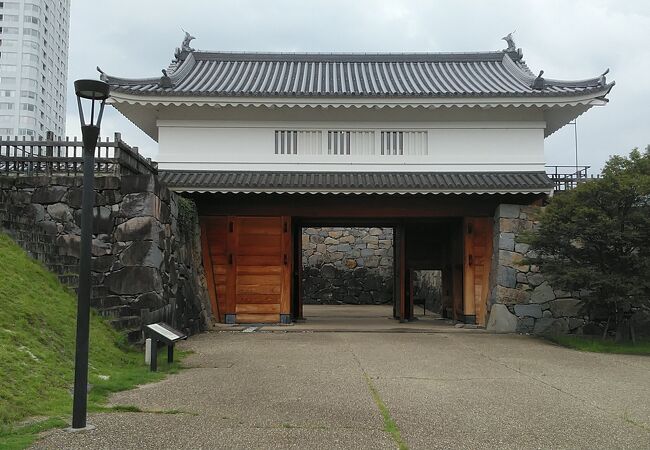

[546,165,599,191]
[0,131,157,177]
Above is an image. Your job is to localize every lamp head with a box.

[74,79,110,101]
[74,79,110,150]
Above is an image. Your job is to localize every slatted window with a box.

[327,130,375,155]
[275,130,298,155]
[275,130,322,155]
[328,130,350,155]
[381,131,428,156]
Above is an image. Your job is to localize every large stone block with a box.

[498,250,523,268]
[549,298,583,318]
[119,175,160,195]
[497,204,521,219]
[526,272,545,287]
[514,304,543,318]
[31,185,67,204]
[498,232,515,251]
[118,192,165,220]
[65,188,105,209]
[105,267,163,295]
[497,266,517,288]
[47,203,73,223]
[94,177,121,190]
[492,285,530,305]
[530,282,556,304]
[486,304,517,333]
[56,234,81,258]
[120,240,164,268]
[516,317,535,334]
[533,318,569,336]
[114,216,164,242]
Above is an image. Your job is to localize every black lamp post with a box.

[71,79,110,430]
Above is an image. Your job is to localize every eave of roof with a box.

[159,170,554,196]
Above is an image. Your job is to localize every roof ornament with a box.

[160,69,173,88]
[532,70,545,90]
[502,31,517,52]
[599,68,609,86]
[96,66,108,82]
[173,29,196,63]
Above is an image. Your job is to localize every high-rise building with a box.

[0,0,70,138]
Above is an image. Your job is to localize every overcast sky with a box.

[66,0,650,172]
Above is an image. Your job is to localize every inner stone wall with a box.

[302,227,394,304]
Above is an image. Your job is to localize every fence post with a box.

[45,131,54,176]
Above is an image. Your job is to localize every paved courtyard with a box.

[34,306,650,449]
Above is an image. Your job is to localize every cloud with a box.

[66,0,650,170]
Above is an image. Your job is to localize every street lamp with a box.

[71,79,110,431]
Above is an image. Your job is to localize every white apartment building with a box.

[0,0,69,138]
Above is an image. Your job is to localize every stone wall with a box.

[412,270,443,314]
[0,174,211,342]
[301,227,394,304]
[487,204,587,335]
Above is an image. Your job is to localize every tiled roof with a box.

[159,170,554,195]
[102,50,613,99]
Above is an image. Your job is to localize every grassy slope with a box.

[0,233,180,448]
[552,335,650,355]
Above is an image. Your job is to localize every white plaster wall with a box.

[157,120,545,172]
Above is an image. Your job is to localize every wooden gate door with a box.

[200,217,228,323]
[201,216,292,324]
[463,217,493,326]
[233,216,291,324]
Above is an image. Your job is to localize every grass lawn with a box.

[0,233,183,449]
[551,335,650,355]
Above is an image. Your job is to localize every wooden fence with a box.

[0,131,157,177]
[546,165,599,191]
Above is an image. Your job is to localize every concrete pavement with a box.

[33,306,650,449]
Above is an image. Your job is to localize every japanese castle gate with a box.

[101,36,613,326]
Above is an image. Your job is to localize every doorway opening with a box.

[299,226,395,323]
[411,269,444,318]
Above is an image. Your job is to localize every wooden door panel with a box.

[236,304,281,314]
[200,217,229,322]
[202,215,291,324]
[463,217,493,326]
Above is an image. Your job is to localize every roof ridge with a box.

[190,50,508,63]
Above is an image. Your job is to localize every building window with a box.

[0,38,17,47]
[19,116,36,126]
[327,130,375,156]
[18,127,35,136]
[0,26,19,34]
[0,14,19,21]
[275,130,323,155]
[20,90,36,99]
[380,131,428,156]
[0,75,15,84]
[0,89,14,96]
[275,130,298,155]
[20,103,35,111]
[0,127,14,135]
[0,101,13,109]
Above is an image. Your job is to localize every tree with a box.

[528,147,650,342]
